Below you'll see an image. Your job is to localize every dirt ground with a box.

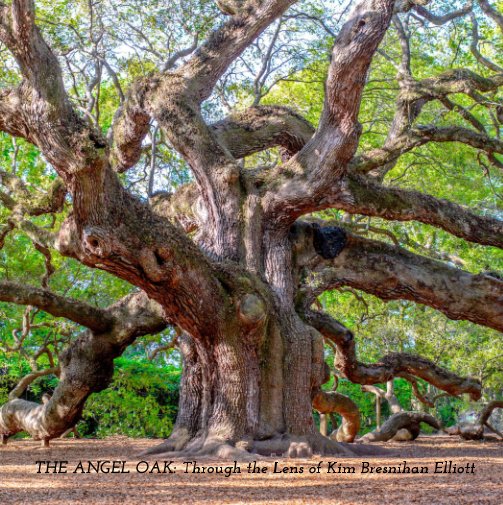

[0,435,501,505]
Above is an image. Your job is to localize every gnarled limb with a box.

[263,0,396,224]
[352,126,503,176]
[211,105,314,160]
[110,82,152,173]
[0,87,36,142]
[362,381,403,414]
[0,292,167,444]
[303,310,482,400]
[301,231,503,332]
[312,389,361,442]
[0,0,98,175]
[339,174,503,249]
[447,400,503,440]
[359,411,441,442]
[180,0,297,102]
[413,3,473,25]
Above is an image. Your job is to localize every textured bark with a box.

[302,231,503,332]
[341,175,503,249]
[313,390,361,443]
[303,310,481,400]
[0,292,166,444]
[446,401,503,440]
[0,0,501,456]
[360,412,442,442]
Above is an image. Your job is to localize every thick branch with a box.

[0,87,35,141]
[360,411,441,442]
[351,69,503,178]
[304,233,503,332]
[340,174,503,249]
[180,0,296,102]
[0,1,105,175]
[0,281,114,332]
[312,390,361,443]
[211,105,314,159]
[111,82,151,173]
[353,124,503,174]
[262,0,396,224]
[0,292,166,443]
[0,1,72,117]
[304,310,482,400]
[362,381,402,413]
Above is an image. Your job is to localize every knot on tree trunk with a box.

[239,294,267,326]
[83,227,112,258]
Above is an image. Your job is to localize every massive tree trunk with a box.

[147,304,346,457]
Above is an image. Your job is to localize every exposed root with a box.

[142,427,193,455]
[143,432,392,459]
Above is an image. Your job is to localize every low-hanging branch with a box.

[359,411,442,442]
[0,0,501,457]
[447,400,503,440]
[0,291,167,445]
[303,310,482,400]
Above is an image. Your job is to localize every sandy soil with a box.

[0,436,501,505]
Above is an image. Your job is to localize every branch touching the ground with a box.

[359,411,442,442]
[446,400,503,440]
[0,292,167,445]
[312,389,361,442]
[303,310,482,400]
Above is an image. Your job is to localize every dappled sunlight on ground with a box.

[0,436,501,504]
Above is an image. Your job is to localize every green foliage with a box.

[0,354,180,438]
[79,358,180,438]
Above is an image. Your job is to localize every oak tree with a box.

[0,0,502,456]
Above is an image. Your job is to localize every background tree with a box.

[0,0,501,457]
